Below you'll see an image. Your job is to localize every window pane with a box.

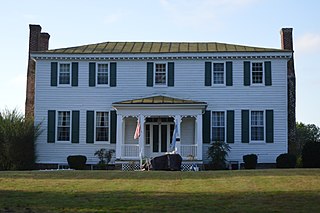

[155,63,166,85]
[59,64,70,84]
[97,64,108,85]
[96,112,109,141]
[57,111,70,141]
[213,63,224,84]
[212,111,225,142]
[251,111,264,141]
[252,62,263,84]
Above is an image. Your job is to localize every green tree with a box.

[207,141,231,170]
[0,109,41,170]
[296,122,320,156]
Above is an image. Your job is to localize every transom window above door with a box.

[154,63,167,86]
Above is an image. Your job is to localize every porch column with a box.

[196,114,203,160]
[116,114,123,159]
[175,115,182,154]
[138,115,145,157]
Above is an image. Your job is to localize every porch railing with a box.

[122,144,139,158]
[180,144,197,159]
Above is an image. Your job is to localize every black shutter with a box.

[227,110,234,143]
[205,62,212,86]
[110,110,117,144]
[86,111,94,143]
[89,62,96,87]
[202,110,211,143]
[72,62,78,87]
[244,61,250,86]
[110,62,117,87]
[71,111,80,143]
[51,62,58,86]
[147,62,154,87]
[241,110,249,143]
[47,110,56,143]
[266,110,274,143]
[265,61,272,86]
[226,61,233,86]
[168,62,174,87]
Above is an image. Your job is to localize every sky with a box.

[0,0,319,126]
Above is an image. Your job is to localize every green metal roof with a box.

[113,95,206,105]
[39,42,289,54]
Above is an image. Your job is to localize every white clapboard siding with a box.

[181,117,195,145]
[35,54,288,164]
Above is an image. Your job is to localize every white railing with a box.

[180,144,197,159]
[122,144,139,158]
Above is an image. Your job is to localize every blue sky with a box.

[0,0,319,126]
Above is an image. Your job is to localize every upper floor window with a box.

[57,111,70,141]
[154,63,167,86]
[213,63,225,85]
[59,63,71,85]
[251,62,264,84]
[97,63,109,85]
[96,112,109,142]
[251,111,264,141]
[212,111,225,142]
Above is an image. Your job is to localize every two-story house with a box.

[27,25,295,169]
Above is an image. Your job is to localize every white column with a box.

[175,115,182,154]
[138,115,145,158]
[116,114,123,159]
[196,114,203,160]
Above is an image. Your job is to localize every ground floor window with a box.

[251,111,264,141]
[96,112,109,142]
[57,111,70,141]
[212,111,225,142]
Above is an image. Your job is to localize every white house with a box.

[28,25,295,169]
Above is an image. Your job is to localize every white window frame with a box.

[251,61,264,85]
[249,110,265,143]
[154,62,168,87]
[58,62,71,87]
[94,111,110,144]
[56,110,71,142]
[211,111,226,143]
[212,62,226,86]
[96,63,110,87]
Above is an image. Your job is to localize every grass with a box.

[0,169,320,213]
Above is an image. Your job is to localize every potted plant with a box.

[94,148,115,170]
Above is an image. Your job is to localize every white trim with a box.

[96,62,110,87]
[211,110,226,143]
[56,110,71,143]
[94,111,110,144]
[212,62,226,86]
[153,62,168,87]
[249,110,265,143]
[58,62,71,87]
[250,61,265,86]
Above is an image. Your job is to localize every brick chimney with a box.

[25,24,50,119]
[280,28,296,154]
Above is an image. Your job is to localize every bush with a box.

[0,109,40,170]
[243,154,258,169]
[207,141,231,170]
[302,142,320,168]
[276,153,296,168]
[67,155,87,170]
[94,148,115,170]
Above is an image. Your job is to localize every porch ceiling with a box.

[113,95,207,105]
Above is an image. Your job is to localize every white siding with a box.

[181,117,195,145]
[35,56,288,164]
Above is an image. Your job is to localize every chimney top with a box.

[280,28,293,51]
[29,24,42,31]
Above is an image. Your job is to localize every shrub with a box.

[207,141,230,170]
[276,153,296,168]
[302,142,320,168]
[67,155,87,170]
[94,148,115,170]
[243,154,258,169]
[0,109,41,170]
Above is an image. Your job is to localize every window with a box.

[154,63,167,86]
[251,62,263,84]
[251,111,264,141]
[96,112,109,142]
[212,111,225,142]
[145,125,150,145]
[57,111,70,141]
[97,63,109,85]
[59,63,71,85]
[213,63,225,85]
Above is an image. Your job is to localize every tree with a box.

[296,122,320,156]
[0,109,41,170]
[207,141,230,170]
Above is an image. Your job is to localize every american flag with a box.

[134,117,141,139]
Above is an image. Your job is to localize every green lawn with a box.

[0,169,320,213]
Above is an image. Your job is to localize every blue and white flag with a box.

[170,122,180,152]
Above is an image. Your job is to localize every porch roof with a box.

[113,95,207,105]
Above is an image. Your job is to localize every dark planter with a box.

[151,154,182,171]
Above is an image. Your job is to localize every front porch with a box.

[113,95,207,161]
